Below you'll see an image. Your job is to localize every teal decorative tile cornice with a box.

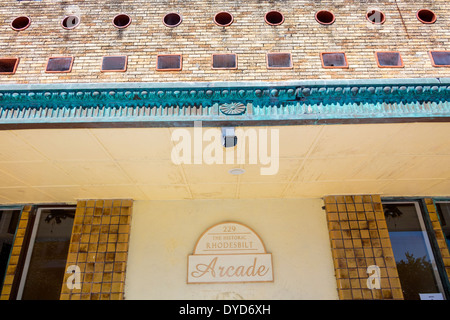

[0,78,449,128]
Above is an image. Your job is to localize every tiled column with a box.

[324,195,403,300]
[60,199,133,300]
[0,205,33,300]
[424,198,450,281]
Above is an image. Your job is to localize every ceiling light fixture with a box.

[228,168,245,175]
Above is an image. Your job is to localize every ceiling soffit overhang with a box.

[0,78,448,129]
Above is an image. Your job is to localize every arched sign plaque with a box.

[187,222,274,283]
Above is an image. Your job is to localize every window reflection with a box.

[19,208,75,300]
[384,203,444,300]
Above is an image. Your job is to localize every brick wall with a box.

[0,201,132,300]
[0,0,448,84]
[60,199,132,300]
[324,195,403,300]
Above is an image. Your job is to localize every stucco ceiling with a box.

[0,122,449,204]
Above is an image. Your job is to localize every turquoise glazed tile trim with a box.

[0,78,449,127]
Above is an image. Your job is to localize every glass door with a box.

[383,201,446,300]
[17,207,75,300]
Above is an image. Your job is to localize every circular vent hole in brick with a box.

[11,16,31,31]
[416,9,436,24]
[113,14,132,28]
[366,10,385,24]
[214,12,233,27]
[61,15,80,29]
[265,11,284,26]
[315,10,335,25]
[163,13,182,27]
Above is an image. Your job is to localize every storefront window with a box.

[436,202,450,250]
[0,209,21,292]
[17,207,75,300]
[383,202,446,300]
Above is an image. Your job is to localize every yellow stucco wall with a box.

[124,198,338,300]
